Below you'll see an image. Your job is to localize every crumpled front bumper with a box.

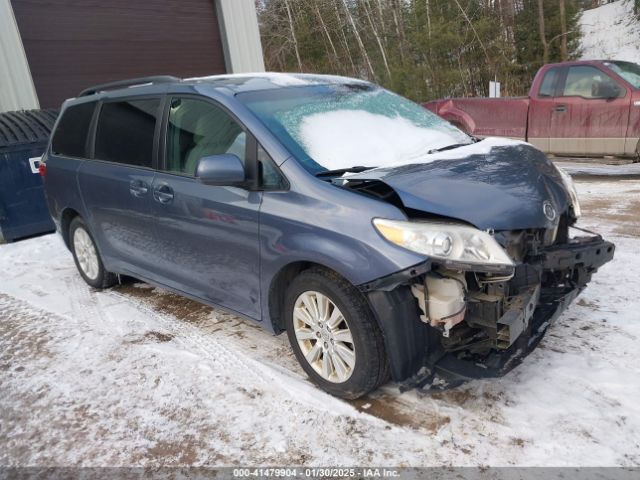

[365,234,615,392]
[418,234,615,390]
[424,284,581,388]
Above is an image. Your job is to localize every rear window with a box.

[94,98,160,168]
[538,68,559,97]
[51,102,96,157]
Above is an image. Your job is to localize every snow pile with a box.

[580,0,640,63]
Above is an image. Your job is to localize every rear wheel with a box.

[69,217,117,289]
[284,268,388,399]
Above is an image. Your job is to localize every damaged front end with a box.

[361,219,614,391]
[346,144,615,390]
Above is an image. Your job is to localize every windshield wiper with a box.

[315,166,375,178]
[427,142,475,155]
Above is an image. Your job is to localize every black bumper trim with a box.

[534,236,615,273]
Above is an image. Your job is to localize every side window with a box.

[538,68,559,97]
[94,98,160,167]
[51,102,96,157]
[562,66,623,99]
[257,144,286,190]
[166,98,246,176]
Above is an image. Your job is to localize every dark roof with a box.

[0,109,59,148]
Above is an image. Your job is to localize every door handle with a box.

[554,105,567,113]
[129,180,149,197]
[153,184,174,204]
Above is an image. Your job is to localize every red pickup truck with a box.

[424,60,640,158]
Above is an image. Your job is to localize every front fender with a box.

[257,183,426,334]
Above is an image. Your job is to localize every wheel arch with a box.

[268,261,348,334]
[268,259,430,384]
[436,100,476,135]
[60,207,81,249]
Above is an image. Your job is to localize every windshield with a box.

[606,61,640,89]
[238,84,471,174]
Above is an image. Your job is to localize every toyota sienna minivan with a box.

[43,74,614,399]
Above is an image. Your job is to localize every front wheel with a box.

[284,268,388,399]
[69,217,117,289]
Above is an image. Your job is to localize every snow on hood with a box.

[345,139,569,231]
[349,136,531,174]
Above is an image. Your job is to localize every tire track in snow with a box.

[0,290,397,466]
[105,290,360,417]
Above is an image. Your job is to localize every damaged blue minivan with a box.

[43,74,614,399]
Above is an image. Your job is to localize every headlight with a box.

[373,218,514,269]
[556,166,581,217]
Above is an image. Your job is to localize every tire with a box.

[69,217,117,289]
[284,267,388,399]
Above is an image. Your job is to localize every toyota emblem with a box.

[543,201,557,221]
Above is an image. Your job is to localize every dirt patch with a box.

[0,294,55,366]
[351,395,451,432]
[144,439,202,465]
[511,437,526,448]
[116,283,212,325]
[579,188,640,238]
[577,298,599,309]
[125,331,175,344]
[430,388,474,406]
[352,397,415,426]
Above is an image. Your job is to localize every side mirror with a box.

[196,154,246,186]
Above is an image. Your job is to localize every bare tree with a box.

[559,0,568,61]
[340,0,377,80]
[283,0,303,71]
[332,0,357,75]
[315,2,339,68]
[363,0,392,78]
[537,0,550,64]
[425,0,432,39]
[452,0,492,70]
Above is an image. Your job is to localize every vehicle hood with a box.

[345,140,570,231]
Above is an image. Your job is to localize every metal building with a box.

[0,0,265,112]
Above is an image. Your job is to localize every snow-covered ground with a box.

[580,0,640,63]
[1,179,640,467]
[557,161,640,177]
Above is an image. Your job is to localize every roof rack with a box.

[78,76,180,97]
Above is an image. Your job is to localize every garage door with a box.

[12,0,227,109]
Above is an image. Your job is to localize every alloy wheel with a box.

[73,227,99,281]
[293,291,356,383]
